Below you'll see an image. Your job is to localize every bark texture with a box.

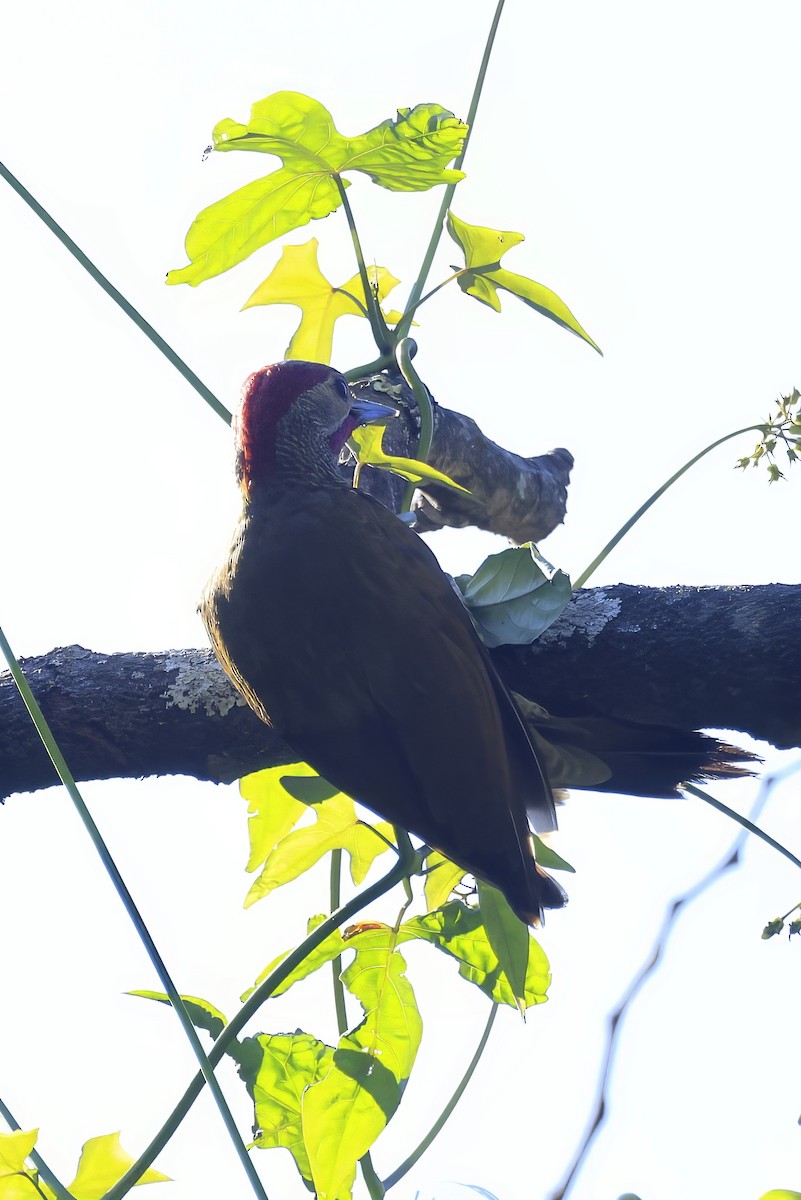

[2,583,797,802]
[349,373,572,543]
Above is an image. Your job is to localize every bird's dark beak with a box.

[349,398,398,425]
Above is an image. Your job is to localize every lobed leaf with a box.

[242,238,401,363]
[423,850,468,912]
[168,93,466,286]
[242,915,346,1002]
[126,991,227,1039]
[350,424,470,492]
[447,211,601,353]
[241,764,311,873]
[475,882,529,1014]
[66,1133,169,1199]
[244,791,394,907]
[401,900,550,1012]
[302,926,422,1199]
[250,1031,335,1186]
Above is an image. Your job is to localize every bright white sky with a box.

[1,3,800,1200]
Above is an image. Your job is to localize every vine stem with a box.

[382,1003,499,1189]
[330,849,349,1036]
[0,626,268,1200]
[547,764,795,1200]
[104,848,419,1200]
[683,783,801,870]
[396,0,506,340]
[0,1096,73,1200]
[0,160,231,425]
[573,424,763,588]
[335,177,393,355]
[396,337,435,512]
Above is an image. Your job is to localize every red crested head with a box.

[235,361,338,492]
[233,360,396,497]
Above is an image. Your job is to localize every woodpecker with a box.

[201,360,567,924]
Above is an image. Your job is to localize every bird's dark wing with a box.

[202,484,563,921]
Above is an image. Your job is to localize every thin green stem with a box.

[401,263,502,325]
[0,1096,74,1200]
[103,851,417,1200]
[0,626,267,1200]
[330,849,349,1036]
[334,286,369,317]
[344,353,395,381]
[361,1151,386,1200]
[396,338,435,511]
[395,0,506,340]
[335,177,393,355]
[683,784,801,871]
[383,1003,499,1190]
[573,424,763,589]
[0,161,231,425]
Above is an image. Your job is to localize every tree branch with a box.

[1,584,797,801]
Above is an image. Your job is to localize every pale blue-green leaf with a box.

[455,544,571,648]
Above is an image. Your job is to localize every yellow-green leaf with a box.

[401,900,550,1012]
[241,765,311,874]
[0,1130,39,1198]
[242,238,401,364]
[350,424,470,492]
[242,916,346,1002]
[126,991,228,1039]
[302,927,422,1199]
[251,1031,335,1185]
[67,1133,169,1199]
[0,1132,38,1182]
[424,850,468,911]
[244,791,394,907]
[447,210,601,354]
[476,882,529,1014]
[302,1059,390,1200]
[168,93,466,287]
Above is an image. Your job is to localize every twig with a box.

[547,759,800,1200]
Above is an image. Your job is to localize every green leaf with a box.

[250,1031,335,1187]
[350,424,470,492]
[126,991,227,1039]
[168,93,466,286]
[0,1130,37,1175]
[447,210,602,353]
[0,1128,38,1195]
[241,915,347,1002]
[241,238,401,363]
[244,792,394,907]
[66,1133,170,1199]
[241,764,310,873]
[302,926,422,1199]
[424,850,468,911]
[455,544,572,648]
[401,900,550,1012]
[475,882,530,1014]
[339,926,422,1084]
[302,1057,392,1200]
[532,835,575,874]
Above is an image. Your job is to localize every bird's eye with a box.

[336,378,351,401]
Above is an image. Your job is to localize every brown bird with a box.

[201,359,567,925]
